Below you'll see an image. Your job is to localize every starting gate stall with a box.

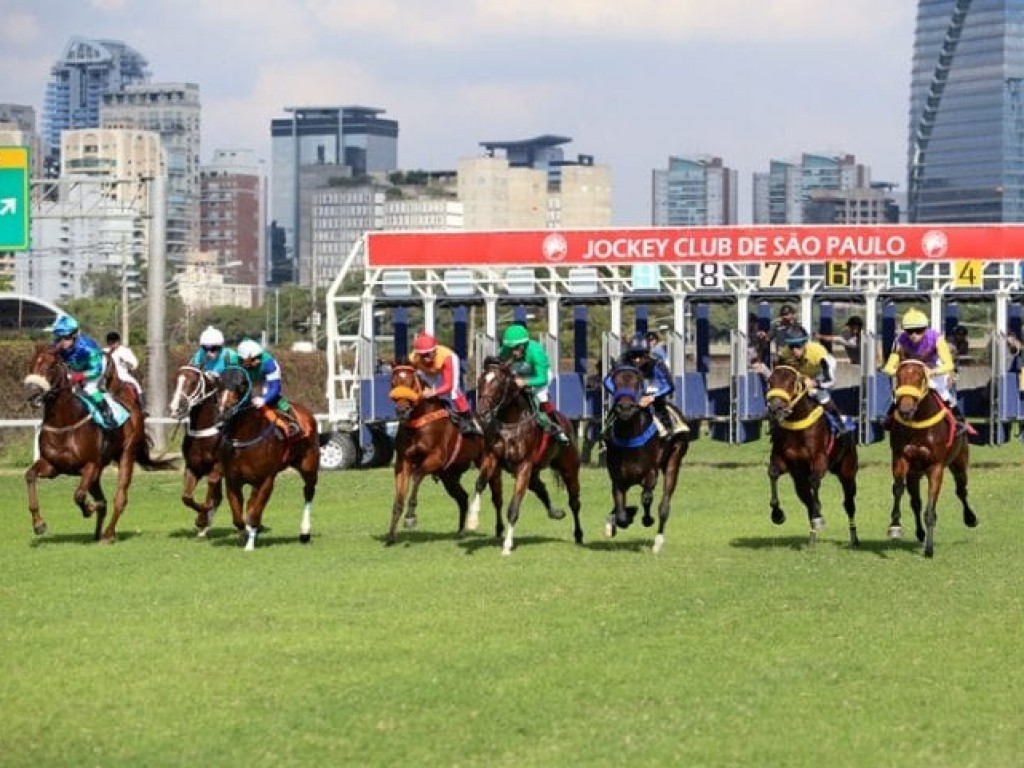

[323,225,1024,468]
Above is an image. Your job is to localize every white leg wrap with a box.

[300,502,312,537]
[245,524,258,551]
[467,494,481,531]
[502,525,514,556]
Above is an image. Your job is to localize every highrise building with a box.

[652,155,738,226]
[0,104,43,178]
[269,106,399,286]
[908,0,1024,222]
[752,153,870,224]
[199,149,265,292]
[101,82,201,271]
[41,37,150,173]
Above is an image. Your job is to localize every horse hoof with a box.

[404,516,418,530]
[811,516,825,531]
[196,527,209,539]
[33,523,47,536]
[652,534,665,553]
[299,533,311,544]
[604,521,616,538]
[924,545,934,558]
[97,537,115,546]
[770,508,785,525]
[887,526,903,540]
[641,516,654,528]
[547,508,566,521]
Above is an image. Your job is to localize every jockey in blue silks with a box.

[52,314,116,428]
[189,326,240,376]
[236,338,301,439]
[604,333,689,437]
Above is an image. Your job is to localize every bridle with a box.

[765,365,809,421]
[170,365,222,437]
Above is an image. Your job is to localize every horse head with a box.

[168,365,218,420]
[475,356,519,429]
[607,365,645,423]
[893,359,930,420]
[765,365,807,424]
[217,365,253,420]
[388,364,423,421]
[24,343,69,410]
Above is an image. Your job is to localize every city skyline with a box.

[2,0,915,224]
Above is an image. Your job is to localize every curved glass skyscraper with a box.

[908,0,1024,222]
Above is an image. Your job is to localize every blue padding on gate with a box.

[359,375,397,421]
[735,372,766,420]
[999,374,1021,420]
[556,373,588,419]
[866,373,891,419]
[680,373,711,418]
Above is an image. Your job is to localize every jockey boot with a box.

[541,401,570,444]
[94,397,115,429]
[949,403,977,437]
[822,400,847,434]
[452,409,482,436]
[650,407,670,437]
[663,403,691,435]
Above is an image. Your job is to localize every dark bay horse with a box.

[888,359,977,557]
[386,364,502,545]
[603,365,689,552]
[217,366,320,551]
[168,364,224,537]
[764,365,859,548]
[23,342,174,542]
[475,356,582,555]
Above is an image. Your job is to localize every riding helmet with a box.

[413,331,437,355]
[783,326,810,347]
[237,339,263,361]
[199,326,225,348]
[902,308,929,331]
[52,315,80,339]
[626,333,648,356]
[502,324,530,347]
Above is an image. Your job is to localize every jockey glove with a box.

[69,372,86,384]
[252,396,265,408]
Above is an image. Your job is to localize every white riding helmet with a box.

[199,326,225,348]
[237,339,263,361]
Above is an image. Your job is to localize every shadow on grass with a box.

[584,538,651,554]
[457,533,570,555]
[29,530,142,547]
[729,534,923,558]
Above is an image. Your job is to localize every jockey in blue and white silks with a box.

[604,333,688,436]
[52,314,116,427]
[236,338,300,439]
[189,326,240,376]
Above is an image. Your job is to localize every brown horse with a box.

[603,365,689,552]
[386,364,502,545]
[764,365,859,548]
[475,356,582,555]
[217,365,320,551]
[23,342,174,542]
[168,364,224,537]
[888,359,977,557]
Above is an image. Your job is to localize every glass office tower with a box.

[908,0,1024,222]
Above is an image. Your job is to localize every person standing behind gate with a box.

[105,331,144,410]
[817,315,863,365]
[757,304,799,361]
[408,331,481,435]
[498,324,569,444]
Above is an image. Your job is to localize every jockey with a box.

[236,338,301,439]
[882,308,972,434]
[776,326,848,434]
[189,326,240,376]
[607,333,689,437]
[104,330,144,410]
[408,331,481,435]
[498,324,569,444]
[52,315,116,428]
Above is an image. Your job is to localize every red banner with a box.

[366,225,1024,268]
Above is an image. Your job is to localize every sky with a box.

[1,0,917,225]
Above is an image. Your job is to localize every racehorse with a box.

[887,359,977,557]
[474,356,583,555]
[168,364,224,537]
[23,342,174,542]
[764,365,859,548]
[216,366,320,551]
[602,365,689,553]
[386,364,502,545]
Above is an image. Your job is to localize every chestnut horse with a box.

[474,356,583,555]
[386,364,502,545]
[603,365,689,552]
[764,365,859,548]
[23,342,174,542]
[168,364,224,537]
[888,359,977,557]
[216,366,320,551]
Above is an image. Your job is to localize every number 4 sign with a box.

[954,260,984,288]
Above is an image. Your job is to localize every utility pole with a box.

[146,174,168,450]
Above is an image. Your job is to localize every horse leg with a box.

[181,466,211,535]
[640,471,656,528]
[502,465,532,556]
[88,476,108,541]
[949,454,977,529]
[100,453,137,543]
[606,482,629,538]
[205,465,224,533]
[387,462,412,546]
[888,458,909,539]
[439,469,471,538]
[837,457,859,548]
[527,472,560,520]
[768,458,786,525]
[793,470,825,546]
[405,471,426,530]
[468,453,499,532]
[561,458,584,546]
[243,475,277,552]
[25,457,59,536]
[297,454,317,545]
[922,465,945,558]
[225,478,246,540]
[652,454,683,554]
[908,472,925,544]
[482,468,504,540]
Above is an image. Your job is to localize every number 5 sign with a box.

[889,261,918,289]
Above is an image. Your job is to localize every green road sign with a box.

[0,146,30,251]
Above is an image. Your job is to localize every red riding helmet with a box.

[414,332,437,355]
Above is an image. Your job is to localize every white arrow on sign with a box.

[0,198,16,215]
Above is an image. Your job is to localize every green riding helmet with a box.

[502,324,530,347]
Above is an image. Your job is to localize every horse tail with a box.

[135,431,178,471]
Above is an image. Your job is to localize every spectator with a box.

[645,330,669,363]
[949,325,970,363]
[817,315,863,365]
[104,330,145,409]
[757,303,799,360]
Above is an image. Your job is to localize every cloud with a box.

[3,12,41,45]
[91,0,130,10]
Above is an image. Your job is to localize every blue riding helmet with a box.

[625,333,648,356]
[52,315,80,339]
[783,326,810,347]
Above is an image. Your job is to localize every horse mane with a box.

[482,355,504,368]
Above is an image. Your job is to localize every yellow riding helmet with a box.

[902,308,929,331]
